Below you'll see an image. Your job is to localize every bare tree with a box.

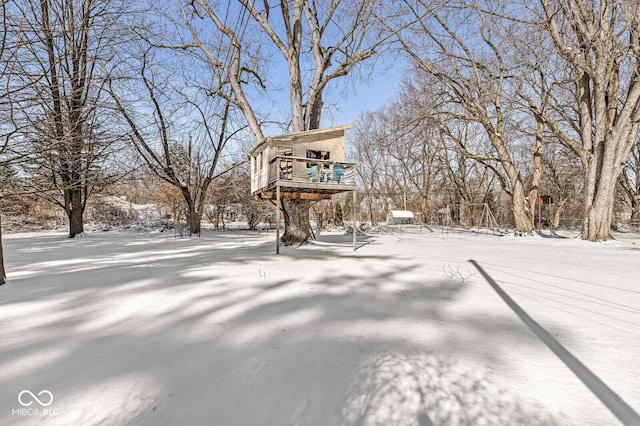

[350,111,390,223]
[396,72,508,225]
[181,0,389,245]
[438,121,502,225]
[205,166,272,230]
[9,0,131,238]
[395,0,640,239]
[0,0,14,284]
[108,45,245,235]
[0,0,31,283]
[542,145,583,229]
[530,0,640,240]
[396,1,542,234]
[351,93,444,224]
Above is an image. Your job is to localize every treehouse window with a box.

[306,149,330,167]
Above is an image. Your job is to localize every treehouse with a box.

[249,125,358,252]
[250,125,357,200]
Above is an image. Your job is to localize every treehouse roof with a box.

[249,125,353,155]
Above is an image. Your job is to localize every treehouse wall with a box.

[288,136,345,178]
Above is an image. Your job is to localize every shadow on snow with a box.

[0,230,566,425]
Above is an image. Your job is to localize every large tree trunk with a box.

[457,196,467,226]
[67,189,84,238]
[512,201,534,233]
[187,212,201,235]
[582,175,617,241]
[491,140,535,233]
[578,122,629,240]
[551,198,567,230]
[179,188,201,236]
[186,203,201,235]
[510,180,535,234]
[583,206,614,240]
[281,199,313,245]
[68,208,84,238]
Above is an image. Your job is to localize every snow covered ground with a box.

[0,227,638,425]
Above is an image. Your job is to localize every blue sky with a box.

[258,53,408,133]
[174,1,409,137]
[322,59,406,127]
[254,55,407,136]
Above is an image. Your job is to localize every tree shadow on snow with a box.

[0,230,575,426]
[341,352,561,426]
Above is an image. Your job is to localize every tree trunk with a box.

[187,214,201,235]
[186,204,201,235]
[582,179,616,241]
[511,181,535,234]
[67,189,84,238]
[551,198,567,230]
[178,187,201,236]
[68,207,84,238]
[421,194,429,225]
[457,196,467,226]
[527,113,545,229]
[281,199,313,245]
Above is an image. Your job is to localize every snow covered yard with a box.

[0,228,638,425]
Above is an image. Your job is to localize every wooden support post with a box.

[352,189,357,251]
[276,185,280,254]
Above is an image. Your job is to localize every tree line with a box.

[352,0,640,240]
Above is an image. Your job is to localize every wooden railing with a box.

[267,155,357,186]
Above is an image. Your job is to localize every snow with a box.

[0,228,639,425]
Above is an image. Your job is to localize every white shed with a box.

[387,210,415,225]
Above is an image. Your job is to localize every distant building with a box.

[387,210,415,225]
